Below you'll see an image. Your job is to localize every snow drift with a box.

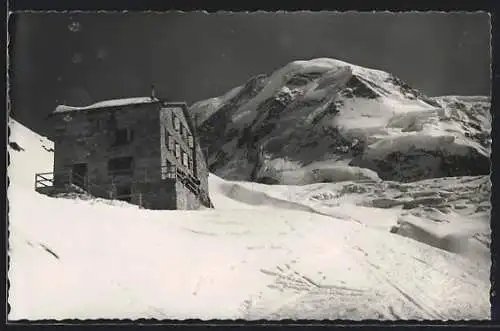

[190,58,491,184]
[7,118,491,320]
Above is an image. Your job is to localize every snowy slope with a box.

[7,119,490,320]
[7,118,54,188]
[190,58,491,184]
[211,175,491,266]
[190,85,244,126]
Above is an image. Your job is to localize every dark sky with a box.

[10,11,491,135]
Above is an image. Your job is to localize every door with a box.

[72,163,88,189]
[116,183,132,202]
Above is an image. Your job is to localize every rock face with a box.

[190,58,491,184]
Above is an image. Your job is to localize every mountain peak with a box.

[190,58,490,184]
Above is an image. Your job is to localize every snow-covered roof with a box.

[53,97,161,114]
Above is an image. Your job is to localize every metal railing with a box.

[34,164,205,203]
[35,171,86,191]
[35,170,111,198]
[34,172,55,189]
[107,165,178,183]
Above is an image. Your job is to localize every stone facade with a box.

[47,98,212,210]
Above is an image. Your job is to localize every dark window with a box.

[162,160,176,179]
[165,129,175,151]
[113,128,134,146]
[107,112,117,129]
[108,157,134,176]
[55,123,66,133]
[175,143,181,159]
[188,156,193,172]
[164,128,170,148]
[188,135,194,149]
[168,136,174,151]
[88,113,103,130]
[173,115,180,132]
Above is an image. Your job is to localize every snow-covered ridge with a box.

[189,58,491,184]
[54,97,160,113]
[190,85,244,126]
[434,95,490,103]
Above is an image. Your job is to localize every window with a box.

[162,160,176,179]
[173,115,180,132]
[188,135,194,149]
[182,126,188,140]
[107,112,117,129]
[182,151,188,167]
[88,113,104,130]
[188,156,194,172]
[55,124,66,134]
[108,157,134,176]
[168,135,174,151]
[175,143,181,159]
[165,128,175,151]
[113,128,134,146]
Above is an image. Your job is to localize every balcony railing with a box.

[34,172,55,189]
[35,164,204,201]
[35,170,110,198]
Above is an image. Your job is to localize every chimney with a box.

[151,84,156,100]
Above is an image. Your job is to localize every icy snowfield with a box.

[7,118,491,320]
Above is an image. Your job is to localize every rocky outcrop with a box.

[350,147,490,183]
